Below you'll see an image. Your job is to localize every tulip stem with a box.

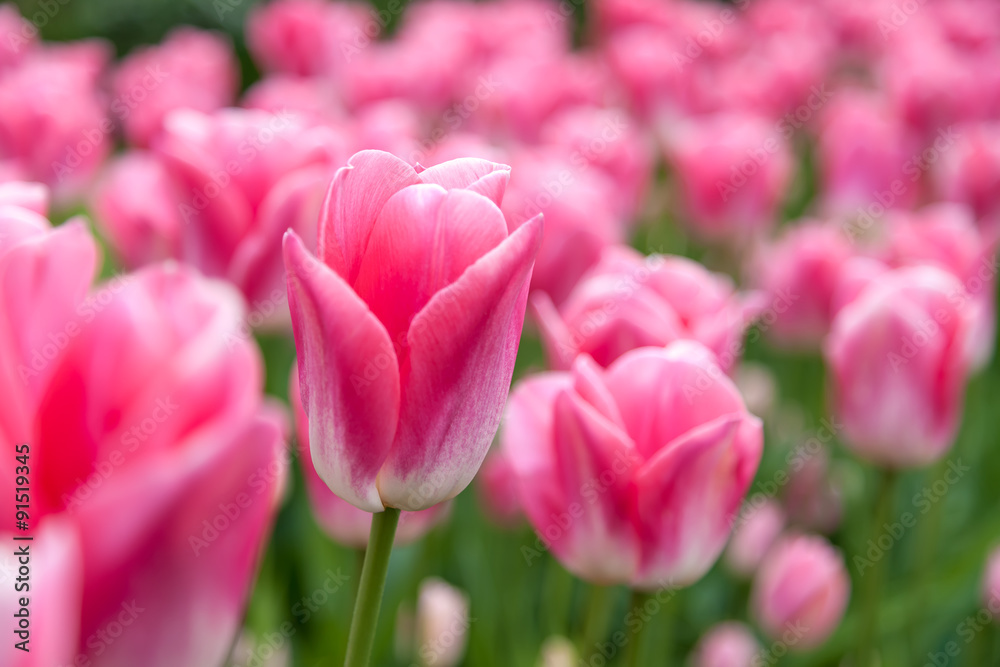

[344,507,401,667]
[579,584,614,658]
[856,468,897,667]
[623,590,653,667]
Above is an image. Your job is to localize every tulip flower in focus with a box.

[748,219,855,348]
[751,534,849,651]
[502,342,762,589]
[725,500,785,577]
[532,245,755,370]
[289,365,448,548]
[414,578,470,667]
[0,185,286,667]
[111,27,239,147]
[691,622,762,667]
[284,150,541,512]
[825,265,976,468]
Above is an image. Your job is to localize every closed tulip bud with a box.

[415,578,470,667]
[533,245,755,371]
[691,622,762,667]
[751,534,849,651]
[537,636,578,667]
[725,500,785,577]
[285,150,541,512]
[825,266,975,467]
[502,341,762,589]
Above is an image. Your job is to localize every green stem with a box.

[344,507,401,667]
[623,590,653,667]
[579,585,615,657]
[856,469,897,667]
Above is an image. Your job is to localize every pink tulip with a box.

[816,89,918,217]
[501,148,626,306]
[983,545,1000,612]
[111,27,238,147]
[151,108,344,324]
[242,76,346,128]
[691,622,762,667]
[90,151,182,268]
[533,245,754,370]
[1,193,286,665]
[284,150,541,512]
[246,0,369,77]
[825,266,975,468]
[0,40,112,201]
[502,342,762,588]
[663,112,793,241]
[933,121,1000,230]
[289,364,448,548]
[748,219,856,348]
[0,4,35,71]
[604,26,693,119]
[415,578,470,667]
[751,534,849,650]
[725,500,785,577]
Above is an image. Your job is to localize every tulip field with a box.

[4,0,1000,665]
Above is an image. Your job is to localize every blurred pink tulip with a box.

[725,500,785,577]
[933,121,1000,231]
[246,0,369,77]
[284,150,541,512]
[1,192,286,666]
[111,28,238,147]
[825,266,975,468]
[748,219,856,348]
[0,40,112,201]
[0,4,35,70]
[151,108,344,324]
[663,112,793,241]
[783,446,843,534]
[502,342,762,588]
[91,151,182,268]
[533,245,754,370]
[289,365,448,548]
[501,149,626,306]
[691,622,762,667]
[415,578,470,667]
[816,89,918,217]
[751,534,849,650]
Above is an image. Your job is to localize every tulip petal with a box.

[318,150,420,283]
[352,185,508,350]
[377,215,542,510]
[632,414,762,588]
[284,230,399,512]
[418,158,511,207]
[530,290,576,370]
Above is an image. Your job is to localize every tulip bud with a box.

[537,636,578,667]
[691,622,762,667]
[825,266,975,467]
[751,534,849,651]
[415,578,471,667]
[725,500,785,577]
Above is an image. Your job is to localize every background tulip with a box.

[825,266,975,467]
[691,622,762,667]
[725,500,785,577]
[414,578,470,667]
[751,534,849,651]
[285,149,541,513]
[502,342,762,589]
